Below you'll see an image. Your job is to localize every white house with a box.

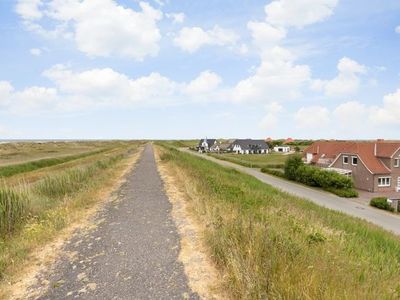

[274,145,291,153]
[229,139,269,154]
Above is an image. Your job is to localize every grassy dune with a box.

[209,152,293,169]
[0,142,142,284]
[158,145,400,299]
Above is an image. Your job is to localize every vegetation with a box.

[0,149,109,178]
[158,144,400,299]
[209,152,290,169]
[283,156,358,198]
[370,197,394,212]
[0,142,141,284]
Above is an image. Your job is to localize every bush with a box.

[284,155,304,180]
[283,156,357,197]
[370,197,394,212]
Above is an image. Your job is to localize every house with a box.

[197,138,217,153]
[304,140,400,193]
[274,145,291,153]
[229,139,269,154]
[210,141,232,153]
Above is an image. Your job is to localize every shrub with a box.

[283,156,357,197]
[370,197,394,212]
[284,155,303,180]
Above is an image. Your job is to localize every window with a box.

[395,159,400,168]
[343,156,349,164]
[378,177,391,187]
[352,156,358,166]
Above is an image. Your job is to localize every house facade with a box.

[274,145,291,153]
[230,139,269,154]
[304,141,400,193]
[197,138,217,153]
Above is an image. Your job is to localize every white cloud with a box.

[294,106,330,128]
[233,47,311,103]
[265,0,338,29]
[247,21,286,50]
[166,12,185,24]
[16,0,43,20]
[30,48,42,56]
[259,102,284,129]
[370,89,400,125]
[16,0,162,60]
[311,57,367,97]
[174,25,239,53]
[184,71,222,95]
[0,65,228,113]
[395,26,400,34]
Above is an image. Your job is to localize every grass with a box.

[0,149,110,178]
[0,142,141,286]
[209,152,293,169]
[158,144,400,299]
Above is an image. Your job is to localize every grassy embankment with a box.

[0,148,111,177]
[158,144,400,299]
[0,141,142,289]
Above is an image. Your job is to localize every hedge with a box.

[370,197,394,212]
[283,156,358,198]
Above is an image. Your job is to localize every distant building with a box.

[284,138,294,144]
[274,145,291,153]
[197,138,217,153]
[229,139,269,154]
[304,140,400,193]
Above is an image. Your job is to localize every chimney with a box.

[317,146,320,154]
[374,143,377,156]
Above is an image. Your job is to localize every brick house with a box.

[304,141,400,193]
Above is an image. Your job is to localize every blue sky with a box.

[0,0,400,140]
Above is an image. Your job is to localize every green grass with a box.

[209,152,292,169]
[159,145,400,299]
[0,149,111,178]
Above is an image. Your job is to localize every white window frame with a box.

[378,177,391,187]
[343,156,349,164]
[351,156,358,166]
[395,158,400,168]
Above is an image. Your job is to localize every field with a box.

[0,140,143,289]
[158,144,400,299]
[209,152,294,169]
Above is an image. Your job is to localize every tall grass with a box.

[0,185,30,236]
[159,145,400,299]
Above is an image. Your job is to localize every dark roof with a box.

[231,139,269,150]
[198,139,217,147]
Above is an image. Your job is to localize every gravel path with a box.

[181,148,400,236]
[35,144,198,299]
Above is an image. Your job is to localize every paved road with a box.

[181,148,400,235]
[34,145,198,299]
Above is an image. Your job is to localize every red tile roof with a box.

[304,141,400,174]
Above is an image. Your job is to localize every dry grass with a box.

[154,146,223,300]
[158,144,400,299]
[0,142,143,299]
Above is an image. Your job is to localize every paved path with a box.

[181,148,400,235]
[35,145,198,299]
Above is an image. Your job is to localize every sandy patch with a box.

[154,146,224,300]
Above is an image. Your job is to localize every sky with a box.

[0,0,400,140]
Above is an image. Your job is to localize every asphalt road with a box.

[34,144,198,299]
[181,148,400,236]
